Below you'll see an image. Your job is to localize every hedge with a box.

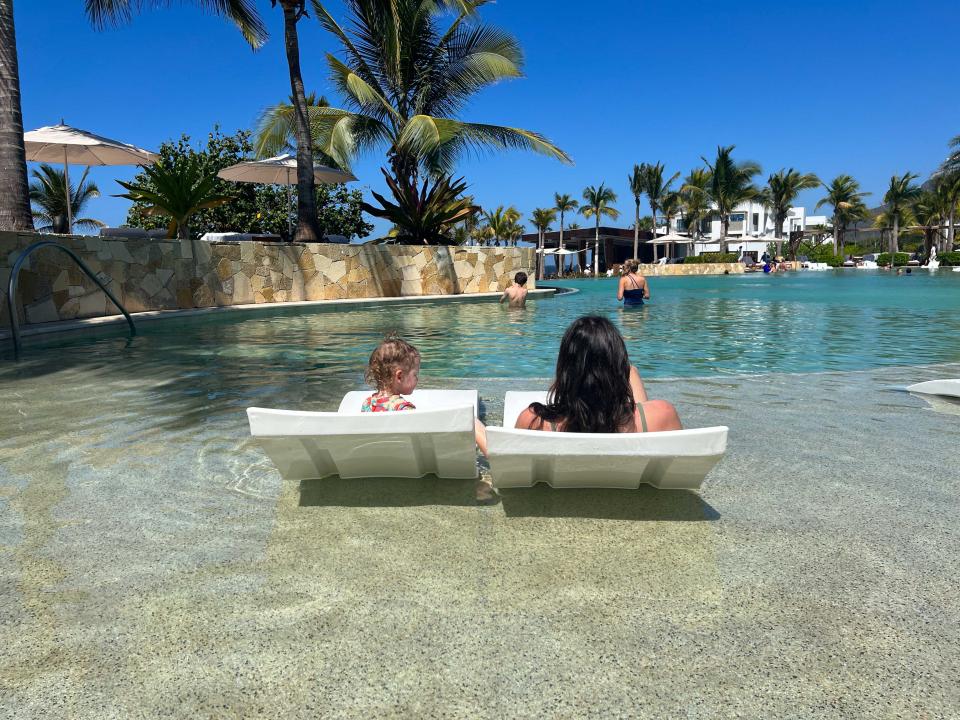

[937,251,960,266]
[876,252,910,267]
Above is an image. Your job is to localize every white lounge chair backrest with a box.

[906,379,960,398]
[487,391,728,490]
[247,389,478,481]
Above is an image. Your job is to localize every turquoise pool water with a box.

[4,269,960,379]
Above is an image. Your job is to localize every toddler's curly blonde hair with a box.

[365,335,421,392]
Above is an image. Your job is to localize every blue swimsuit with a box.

[623,274,646,306]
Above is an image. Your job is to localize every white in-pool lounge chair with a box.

[247,390,479,481]
[906,380,960,399]
[485,391,728,490]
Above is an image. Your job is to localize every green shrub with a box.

[125,128,372,241]
[876,252,910,267]
[805,243,843,267]
[684,252,739,264]
[937,251,960,266]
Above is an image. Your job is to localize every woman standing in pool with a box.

[515,316,681,433]
[617,260,650,306]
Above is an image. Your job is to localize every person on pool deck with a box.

[617,260,650,306]
[499,271,529,308]
[515,316,682,434]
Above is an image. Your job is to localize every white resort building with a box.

[664,201,829,259]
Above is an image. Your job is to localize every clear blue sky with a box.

[13,0,960,237]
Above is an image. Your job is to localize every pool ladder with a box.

[5,240,136,357]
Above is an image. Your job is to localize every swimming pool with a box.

[4,270,960,379]
[2,270,958,717]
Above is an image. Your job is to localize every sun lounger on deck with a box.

[247,390,479,481]
[906,380,960,399]
[485,391,728,490]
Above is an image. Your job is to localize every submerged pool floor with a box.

[1,358,958,717]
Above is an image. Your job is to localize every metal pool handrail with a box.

[5,240,136,357]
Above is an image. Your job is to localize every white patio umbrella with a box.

[553,247,577,274]
[647,232,692,260]
[218,154,356,238]
[23,122,158,233]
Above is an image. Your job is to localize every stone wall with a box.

[0,231,535,327]
[636,263,744,276]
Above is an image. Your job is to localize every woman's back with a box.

[618,262,649,306]
[517,397,680,434]
[517,315,681,434]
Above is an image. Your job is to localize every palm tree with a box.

[702,145,761,253]
[530,207,556,280]
[483,205,521,246]
[762,169,820,256]
[659,190,682,259]
[115,156,234,240]
[815,175,871,255]
[940,134,960,176]
[882,172,921,256]
[910,190,946,259]
[0,0,32,230]
[934,170,960,253]
[566,222,582,273]
[681,168,711,245]
[29,164,104,233]
[553,192,579,269]
[259,0,570,191]
[1,0,267,232]
[580,183,619,275]
[642,162,680,237]
[628,164,644,260]
[273,0,328,241]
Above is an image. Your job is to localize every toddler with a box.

[361,336,421,412]
[360,335,489,460]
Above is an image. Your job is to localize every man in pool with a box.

[499,271,529,308]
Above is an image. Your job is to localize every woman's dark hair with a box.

[529,315,636,432]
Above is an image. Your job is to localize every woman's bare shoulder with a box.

[516,406,550,431]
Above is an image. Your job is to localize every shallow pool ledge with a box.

[0,288,557,341]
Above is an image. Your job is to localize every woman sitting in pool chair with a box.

[515,316,681,434]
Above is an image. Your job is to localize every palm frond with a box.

[397,116,571,170]
[86,0,268,47]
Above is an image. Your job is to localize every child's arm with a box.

[474,419,488,456]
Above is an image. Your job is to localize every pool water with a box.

[4,270,960,382]
[2,270,959,716]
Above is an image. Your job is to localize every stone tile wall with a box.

[0,231,535,327]
[637,263,745,276]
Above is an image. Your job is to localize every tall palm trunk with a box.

[537,228,543,280]
[558,211,564,276]
[280,1,320,242]
[948,208,955,253]
[0,0,32,231]
[719,214,729,254]
[891,215,899,259]
[593,220,599,275]
[633,199,639,260]
[774,210,783,257]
